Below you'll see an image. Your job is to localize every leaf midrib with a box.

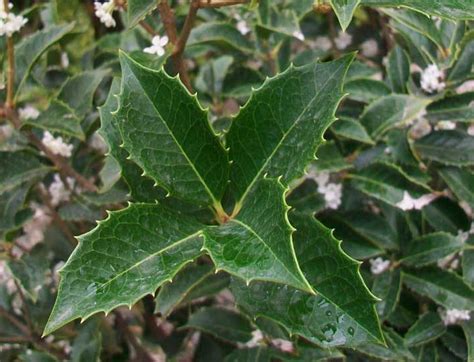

[125,59,220,205]
[235,61,346,207]
[81,231,202,300]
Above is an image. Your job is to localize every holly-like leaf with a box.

[403,267,474,310]
[405,312,446,347]
[0,151,51,194]
[345,79,391,103]
[44,203,205,335]
[401,232,463,267]
[155,264,229,317]
[117,52,229,207]
[426,92,474,123]
[23,100,84,140]
[414,130,474,166]
[330,0,361,31]
[461,319,474,362]
[331,118,374,144]
[70,319,102,362]
[227,55,354,207]
[232,279,380,348]
[204,178,312,293]
[184,307,254,344]
[361,0,474,21]
[463,236,474,288]
[0,182,31,238]
[290,212,383,341]
[127,0,156,28]
[14,23,75,97]
[98,78,164,202]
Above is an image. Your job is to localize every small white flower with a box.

[334,31,352,50]
[41,131,73,158]
[89,132,108,153]
[456,80,474,94]
[420,64,445,93]
[0,260,17,295]
[0,3,27,37]
[371,72,383,81]
[369,257,391,275]
[48,174,74,206]
[0,124,14,139]
[360,39,378,58]
[312,171,330,191]
[322,183,342,210]
[292,30,305,41]
[16,203,51,250]
[311,36,332,51]
[244,330,264,348]
[467,124,474,136]
[236,19,250,35]
[440,309,470,325]
[434,121,456,131]
[437,254,459,270]
[143,35,169,56]
[61,52,70,69]
[409,117,432,139]
[271,339,294,353]
[18,105,40,120]
[94,1,116,28]
[396,191,437,211]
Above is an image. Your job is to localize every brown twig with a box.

[3,0,15,109]
[157,0,195,91]
[199,0,248,8]
[0,306,30,336]
[38,186,78,246]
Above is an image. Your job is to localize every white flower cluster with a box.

[49,174,75,206]
[144,35,169,56]
[396,191,437,211]
[18,105,40,120]
[0,260,17,295]
[311,171,342,210]
[434,121,456,131]
[234,14,250,35]
[369,257,391,275]
[456,80,474,94]
[440,309,471,326]
[420,64,445,93]
[360,39,378,58]
[335,31,352,50]
[468,124,474,136]
[242,330,293,353]
[311,36,332,51]
[42,131,73,158]
[408,110,432,139]
[244,330,264,348]
[16,203,51,251]
[0,2,27,37]
[94,1,116,28]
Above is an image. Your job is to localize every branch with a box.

[198,0,248,8]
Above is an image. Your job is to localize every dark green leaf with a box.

[426,92,474,123]
[204,178,312,292]
[188,23,253,54]
[360,95,429,139]
[71,319,102,362]
[439,167,474,209]
[228,55,353,206]
[24,100,84,140]
[401,232,463,267]
[117,52,229,207]
[331,118,374,144]
[414,130,474,166]
[387,46,410,93]
[14,23,75,97]
[372,270,401,320]
[361,0,474,20]
[58,70,110,118]
[127,0,156,28]
[405,312,446,346]
[313,141,352,173]
[184,307,254,343]
[330,0,361,31]
[345,78,391,103]
[403,267,474,310]
[44,203,205,335]
[0,151,50,194]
